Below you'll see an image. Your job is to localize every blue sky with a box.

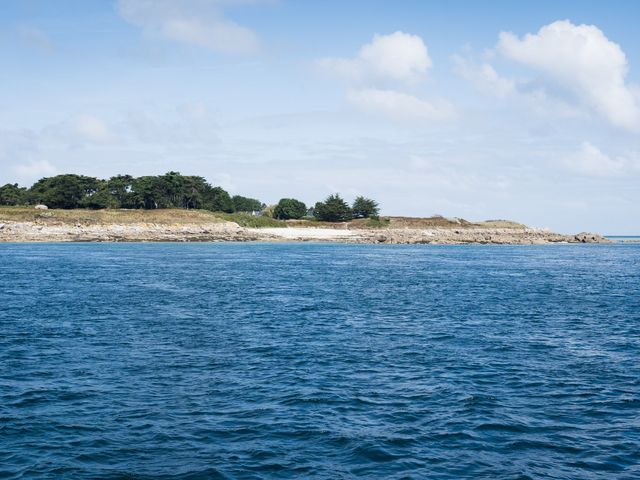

[1,0,639,233]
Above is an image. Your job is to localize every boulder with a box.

[574,232,610,243]
[375,234,387,243]
[34,204,48,210]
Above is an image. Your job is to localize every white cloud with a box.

[452,53,584,119]
[452,54,515,97]
[347,88,456,122]
[318,31,432,83]
[116,0,261,54]
[14,160,56,178]
[563,142,633,177]
[75,115,112,143]
[318,32,452,123]
[497,20,640,132]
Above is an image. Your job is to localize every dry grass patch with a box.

[0,207,228,225]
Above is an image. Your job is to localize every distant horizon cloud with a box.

[563,142,639,178]
[346,88,456,122]
[14,159,57,179]
[75,115,113,144]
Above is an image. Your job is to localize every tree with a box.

[28,174,100,209]
[158,171,186,208]
[232,195,263,212]
[131,176,163,209]
[204,186,234,213]
[82,183,119,209]
[313,194,352,222]
[106,175,135,208]
[352,196,379,218]
[273,198,306,220]
[0,183,28,205]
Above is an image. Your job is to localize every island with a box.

[0,173,608,244]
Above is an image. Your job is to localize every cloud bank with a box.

[456,20,640,132]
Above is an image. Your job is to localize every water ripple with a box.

[1,243,639,479]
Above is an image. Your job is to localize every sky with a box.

[1,0,639,234]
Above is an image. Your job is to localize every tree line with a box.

[0,172,380,222]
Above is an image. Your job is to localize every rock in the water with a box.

[574,232,609,243]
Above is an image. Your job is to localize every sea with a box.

[1,243,639,479]
[607,236,640,243]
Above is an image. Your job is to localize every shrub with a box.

[273,198,307,220]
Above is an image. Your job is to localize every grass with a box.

[364,217,391,228]
[0,206,227,225]
[476,219,527,229]
[0,207,290,228]
[0,206,528,230]
[217,212,286,228]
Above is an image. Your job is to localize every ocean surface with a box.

[607,236,640,243]
[1,243,639,479]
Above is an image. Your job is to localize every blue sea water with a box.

[607,236,640,243]
[1,243,639,479]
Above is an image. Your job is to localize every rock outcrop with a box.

[0,220,612,244]
[573,232,609,243]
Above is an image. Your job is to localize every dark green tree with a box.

[131,172,195,209]
[182,176,210,209]
[0,183,28,205]
[82,182,119,209]
[232,195,263,212]
[158,171,187,208]
[204,186,234,213]
[351,196,379,218]
[131,176,164,209]
[28,174,100,208]
[273,198,307,220]
[313,194,352,222]
[106,174,135,208]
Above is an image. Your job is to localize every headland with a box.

[0,207,609,244]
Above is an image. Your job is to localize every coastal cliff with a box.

[0,208,609,244]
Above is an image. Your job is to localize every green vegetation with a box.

[364,216,390,228]
[352,196,380,219]
[273,198,307,220]
[314,194,352,222]
[232,195,263,212]
[218,212,285,228]
[0,184,28,206]
[7,172,239,211]
[0,172,382,223]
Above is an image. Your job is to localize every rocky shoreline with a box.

[0,220,610,244]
